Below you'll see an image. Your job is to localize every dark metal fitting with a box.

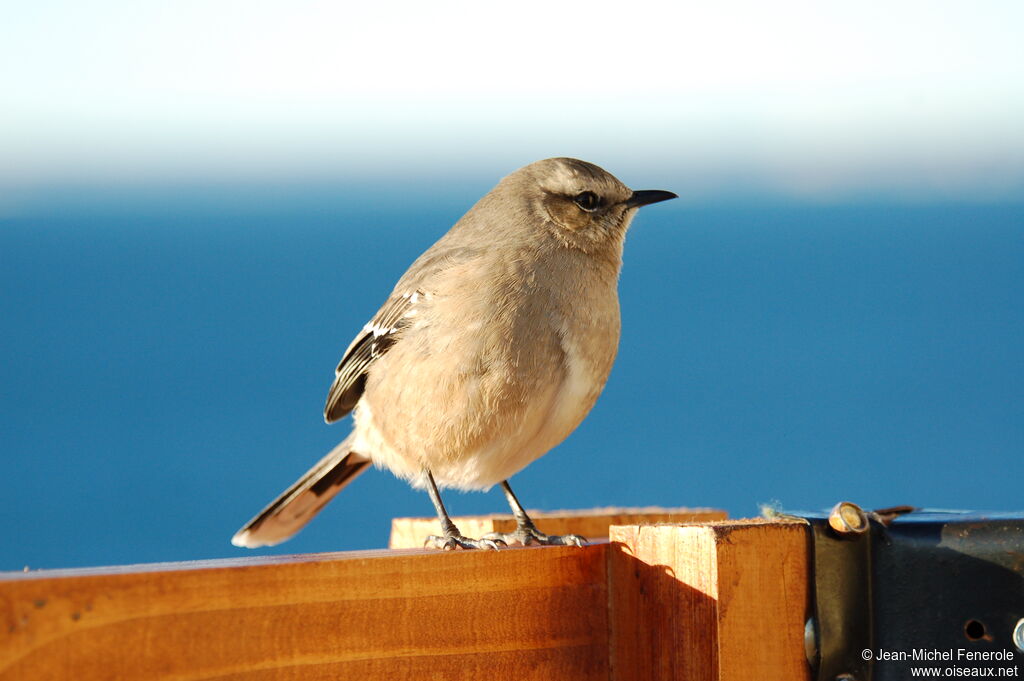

[793,505,1024,681]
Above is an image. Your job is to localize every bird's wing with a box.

[323,242,484,423]
[323,290,423,423]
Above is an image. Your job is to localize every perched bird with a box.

[232,158,676,550]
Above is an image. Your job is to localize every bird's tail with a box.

[231,433,371,548]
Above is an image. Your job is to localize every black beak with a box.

[625,189,678,208]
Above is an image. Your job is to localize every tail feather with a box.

[232,434,370,548]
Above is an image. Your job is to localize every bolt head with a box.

[804,617,818,666]
[829,501,869,536]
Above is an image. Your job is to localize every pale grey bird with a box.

[232,158,676,550]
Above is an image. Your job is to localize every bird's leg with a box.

[484,480,586,547]
[422,470,505,550]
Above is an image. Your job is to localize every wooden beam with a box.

[3,511,814,681]
[1,545,610,681]
[390,507,728,549]
[608,519,811,681]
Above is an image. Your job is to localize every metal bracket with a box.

[796,504,1024,681]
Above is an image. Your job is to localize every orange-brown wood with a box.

[2,511,813,681]
[389,507,727,549]
[608,519,811,681]
[1,545,610,681]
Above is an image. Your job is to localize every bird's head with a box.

[513,157,677,253]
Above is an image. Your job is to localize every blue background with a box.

[2,187,1021,570]
[2,1,1023,570]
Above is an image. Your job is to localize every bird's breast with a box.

[529,292,621,449]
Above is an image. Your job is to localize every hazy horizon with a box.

[3,1,1023,203]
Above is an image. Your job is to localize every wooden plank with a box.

[608,519,811,681]
[390,507,728,549]
[1,545,610,681]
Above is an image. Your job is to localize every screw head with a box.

[1013,618,1024,653]
[829,501,869,537]
[804,617,818,666]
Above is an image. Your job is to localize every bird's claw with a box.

[424,533,506,551]
[483,527,587,547]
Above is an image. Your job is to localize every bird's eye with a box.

[573,191,601,211]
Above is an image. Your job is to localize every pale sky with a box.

[2,0,1023,198]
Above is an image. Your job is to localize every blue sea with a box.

[2,187,1022,570]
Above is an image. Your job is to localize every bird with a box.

[231,157,676,550]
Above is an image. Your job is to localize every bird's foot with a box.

[424,533,506,551]
[484,524,586,547]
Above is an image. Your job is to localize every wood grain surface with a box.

[2,545,609,681]
[2,511,817,681]
[609,519,811,681]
